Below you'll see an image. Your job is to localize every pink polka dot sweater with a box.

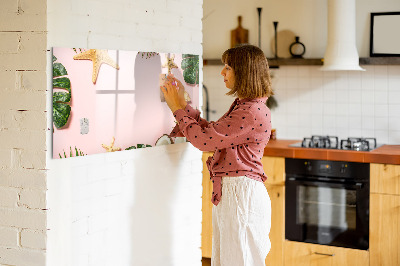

[171,97,272,206]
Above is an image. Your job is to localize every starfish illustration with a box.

[162,54,178,74]
[73,49,120,84]
[101,137,122,152]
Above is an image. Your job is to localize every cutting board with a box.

[231,16,249,48]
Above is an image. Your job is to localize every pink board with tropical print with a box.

[52,47,200,159]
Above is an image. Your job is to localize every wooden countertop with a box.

[263,139,400,165]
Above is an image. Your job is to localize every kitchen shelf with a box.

[203,58,323,68]
[203,57,400,67]
[359,57,400,65]
[268,58,323,67]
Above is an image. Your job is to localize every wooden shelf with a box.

[268,58,323,67]
[359,57,400,65]
[203,58,323,67]
[203,57,400,67]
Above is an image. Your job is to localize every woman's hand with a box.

[166,74,187,109]
[161,78,184,113]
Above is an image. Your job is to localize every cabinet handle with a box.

[314,252,335,257]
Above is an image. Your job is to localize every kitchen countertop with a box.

[263,139,400,165]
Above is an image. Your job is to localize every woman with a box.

[161,44,273,266]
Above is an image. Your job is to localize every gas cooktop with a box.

[289,135,383,151]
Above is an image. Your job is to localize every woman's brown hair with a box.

[221,44,273,99]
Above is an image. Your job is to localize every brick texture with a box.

[1,0,203,265]
[19,189,47,210]
[0,208,47,230]
[21,229,46,250]
[0,0,48,264]
[0,247,46,266]
[0,187,19,208]
[0,227,19,247]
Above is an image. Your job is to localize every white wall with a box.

[0,0,48,265]
[203,0,400,145]
[203,0,400,58]
[47,144,202,266]
[271,65,400,144]
[46,0,203,266]
[204,64,400,145]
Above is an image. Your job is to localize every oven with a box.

[285,158,370,250]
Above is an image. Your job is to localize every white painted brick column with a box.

[46,0,204,265]
[2,0,203,265]
[0,0,48,265]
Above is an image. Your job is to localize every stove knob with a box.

[305,162,312,171]
[340,164,347,174]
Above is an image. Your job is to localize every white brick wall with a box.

[0,227,19,247]
[1,0,203,265]
[0,0,48,265]
[21,229,47,250]
[47,144,203,266]
[46,1,203,266]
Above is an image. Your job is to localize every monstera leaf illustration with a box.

[181,54,199,85]
[53,55,71,129]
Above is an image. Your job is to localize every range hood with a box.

[320,0,365,71]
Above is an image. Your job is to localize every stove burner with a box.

[295,136,378,151]
[340,137,377,151]
[301,135,339,149]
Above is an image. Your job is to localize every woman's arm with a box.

[170,104,212,137]
[173,106,258,152]
[183,104,210,128]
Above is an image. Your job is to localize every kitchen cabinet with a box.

[370,163,400,266]
[202,156,400,265]
[264,184,284,265]
[202,152,213,258]
[261,156,285,186]
[370,163,400,195]
[261,156,285,266]
[284,241,369,266]
[201,154,286,264]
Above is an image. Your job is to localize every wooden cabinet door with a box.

[262,156,285,186]
[202,152,213,258]
[284,241,369,266]
[370,163,400,195]
[264,184,285,266]
[370,193,400,266]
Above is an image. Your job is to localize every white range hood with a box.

[320,0,365,71]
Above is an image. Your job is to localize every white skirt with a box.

[212,176,271,266]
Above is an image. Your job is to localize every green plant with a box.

[125,146,136,150]
[72,48,85,54]
[125,144,152,150]
[181,54,199,85]
[59,146,86,158]
[53,55,72,128]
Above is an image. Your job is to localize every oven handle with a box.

[286,177,364,189]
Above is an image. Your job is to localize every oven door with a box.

[285,177,369,250]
